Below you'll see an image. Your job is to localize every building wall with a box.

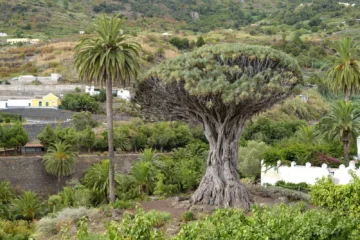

[31,94,60,108]
[7,99,32,108]
[261,160,360,186]
[0,154,140,197]
[0,101,7,109]
[116,89,131,100]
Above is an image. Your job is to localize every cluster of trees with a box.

[61,92,101,114]
[0,122,28,154]
[93,2,125,13]
[37,117,205,154]
[169,36,205,50]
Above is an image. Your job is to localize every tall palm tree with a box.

[317,101,360,165]
[43,141,77,190]
[74,15,142,202]
[327,37,360,102]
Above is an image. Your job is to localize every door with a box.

[39,101,42,107]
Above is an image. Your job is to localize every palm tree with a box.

[295,126,323,145]
[317,101,360,165]
[82,159,110,203]
[74,15,142,202]
[327,37,360,102]
[43,141,77,190]
[11,191,42,221]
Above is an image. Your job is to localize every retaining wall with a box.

[0,84,83,98]
[0,154,139,197]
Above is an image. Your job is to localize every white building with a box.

[0,33,7,37]
[0,101,7,109]
[6,99,32,108]
[79,31,85,34]
[85,86,131,100]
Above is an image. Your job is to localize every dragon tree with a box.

[135,43,303,209]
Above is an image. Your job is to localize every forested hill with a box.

[1,0,360,38]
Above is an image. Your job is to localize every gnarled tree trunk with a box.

[192,120,252,211]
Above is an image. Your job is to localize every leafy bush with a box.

[311,175,360,215]
[112,200,135,210]
[238,141,270,179]
[0,220,35,240]
[36,207,98,238]
[71,111,98,131]
[103,207,165,239]
[175,204,360,239]
[61,92,101,113]
[183,211,194,222]
[275,181,309,193]
[144,210,171,228]
[243,117,305,144]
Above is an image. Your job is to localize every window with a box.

[46,102,49,107]
[39,101,42,107]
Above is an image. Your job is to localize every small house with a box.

[31,93,61,108]
[21,143,45,155]
[0,33,7,37]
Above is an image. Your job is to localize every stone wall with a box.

[0,84,83,98]
[0,154,139,197]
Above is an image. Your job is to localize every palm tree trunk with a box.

[106,78,116,203]
[57,176,61,192]
[343,137,350,166]
[345,87,350,103]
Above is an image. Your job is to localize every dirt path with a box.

[140,199,184,219]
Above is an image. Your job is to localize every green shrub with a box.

[144,210,172,228]
[275,181,309,193]
[112,200,135,210]
[103,207,165,239]
[311,175,360,215]
[36,207,98,238]
[175,204,360,239]
[183,211,194,222]
[0,220,34,239]
[238,141,270,179]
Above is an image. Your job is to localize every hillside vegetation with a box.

[2,0,360,37]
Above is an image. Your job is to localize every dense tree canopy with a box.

[136,43,302,123]
[136,43,303,209]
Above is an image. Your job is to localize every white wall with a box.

[261,160,360,185]
[7,99,32,108]
[116,89,131,100]
[0,101,7,109]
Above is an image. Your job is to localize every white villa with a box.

[85,86,131,100]
[0,33,7,37]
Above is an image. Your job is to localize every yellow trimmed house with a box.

[31,93,61,108]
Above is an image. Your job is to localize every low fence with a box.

[261,160,360,185]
